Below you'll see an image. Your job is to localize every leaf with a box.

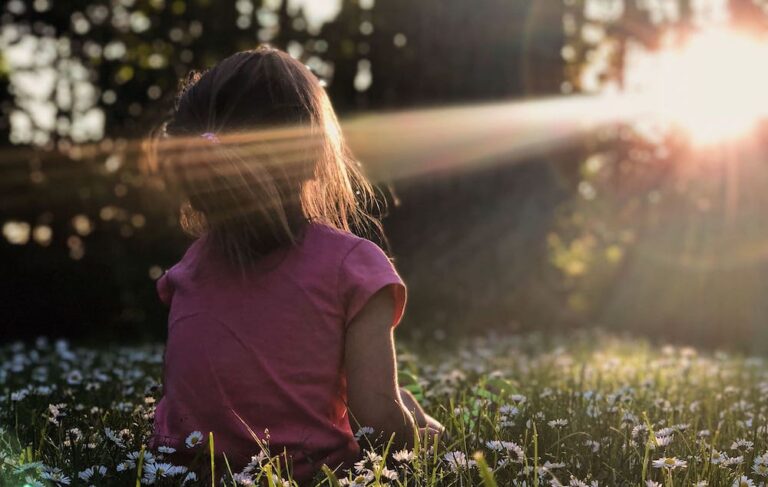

[398,370,424,402]
[484,378,518,398]
[321,465,342,487]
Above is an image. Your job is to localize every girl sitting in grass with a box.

[146,45,443,482]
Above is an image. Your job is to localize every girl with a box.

[147,46,443,483]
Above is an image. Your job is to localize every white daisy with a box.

[548,418,569,428]
[731,439,754,452]
[733,476,755,487]
[232,472,255,486]
[444,451,476,471]
[392,449,414,462]
[651,457,687,470]
[77,465,107,481]
[41,467,71,486]
[354,426,375,439]
[185,431,204,448]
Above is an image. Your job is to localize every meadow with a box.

[2,330,768,487]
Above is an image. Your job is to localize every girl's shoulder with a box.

[304,222,369,252]
[175,235,208,268]
[156,237,205,305]
[304,222,395,273]
[302,222,393,269]
[163,235,211,281]
[307,223,405,327]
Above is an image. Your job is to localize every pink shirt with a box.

[151,223,405,481]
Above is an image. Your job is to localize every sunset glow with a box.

[632,30,768,145]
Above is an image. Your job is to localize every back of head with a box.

[147,46,381,270]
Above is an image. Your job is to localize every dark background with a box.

[3,0,768,351]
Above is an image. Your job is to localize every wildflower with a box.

[41,467,72,486]
[711,450,726,465]
[185,431,204,448]
[233,473,255,486]
[621,411,637,424]
[548,418,568,428]
[340,474,372,487]
[568,477,589,487]
[364,450,383,464]
[270,474,292,487]
[148,463,171,477]
[122,450,155,469]
[754,452,768,466]
[354,426,375,439]
[66,370,83,385]
[652,457,687,470]
[182,472,198,485]
[380,467,398,480]
[500,404,520,416]
[242,451,268,473]
[486,440,508,451]
[104,427,129,448]
[353,458,369,473]
[142,462,181,484]
[46,403,67,425]
[753,462,768,477]
[157,445,176,454]
[392,449,414,462]
[78,465,107,482]
[654,434,673,447]
[444,451,476,471]
[645,481,661,487]
[65,428,82,443]
[723,455,744,467]
[731,439,754,452]
[733,476,755,487]
[11,389,30,401]
[584,439,600,453]
[485,440,525,461]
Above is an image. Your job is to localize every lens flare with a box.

[629,29,768,145]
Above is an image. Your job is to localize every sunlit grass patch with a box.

[2,331,768,486]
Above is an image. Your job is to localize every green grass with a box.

[2,330,768,486]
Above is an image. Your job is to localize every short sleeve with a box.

[339,239,407,328]
[156,270,174,306]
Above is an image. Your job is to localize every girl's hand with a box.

[419,425,451,448]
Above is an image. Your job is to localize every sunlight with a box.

[2,94,637,206]
[629,29,768,145]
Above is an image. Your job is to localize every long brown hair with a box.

[145,45,383,270]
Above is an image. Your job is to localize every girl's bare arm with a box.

[399,387,443,432]
[344,287,443,447]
